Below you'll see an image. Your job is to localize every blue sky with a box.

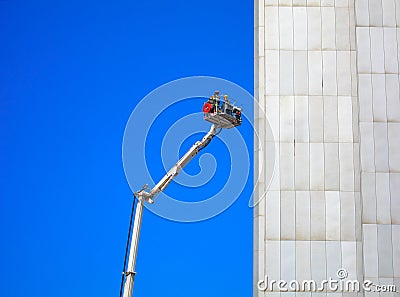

[0,1,254,296]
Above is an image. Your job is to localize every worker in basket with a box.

[207,95,215,113]
[213,90,220,113]
[223,94,233,115]
[233,107,242,123]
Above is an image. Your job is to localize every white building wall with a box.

[256,0,400,296]
[254,0,369,296]
[355,0,400,295]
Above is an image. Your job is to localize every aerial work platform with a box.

[202,90,242,129]
[203,112,241,129]
[120,90,243,297]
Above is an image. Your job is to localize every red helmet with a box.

[203,102,212,113]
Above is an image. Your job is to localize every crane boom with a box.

[149,124,217,198]
[122,124,217,297]
[121,90,243,297]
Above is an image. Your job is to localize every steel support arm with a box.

[122,124,217,297]
[149,124,217,198]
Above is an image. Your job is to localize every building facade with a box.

[254,0,400,296]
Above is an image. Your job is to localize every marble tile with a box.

[336,8,350,50]
[326,241,342,280]
[337,51,352,96]
[339,143,355,191]
[390,173,400,224]
[370,27,385,74]
[371,74,387,122]
[359,122,376,172]
[295,144,310,189]
[265,7,279,50]
[265,241,281,281]
[392,225,400,277]
[280,142,295,190]
[369,0,383,26]
[376,173,391,225]
[281,240,296,282]
[326,191,341,240]
[358,74,373,123]
[266,50,280,95]
[363,224,379,278]
[295,96,309,142]
[361,172,377,224]
[324,143,340,191]
[341,241,357,280]
[279,7,294,50]
[307,7,322,50]
[280,96,295,142]
[355,0,370,26]
[388,123,400,171]
[266,96,280,141]
[296,191,311,240]
[266,191,281,240]
[396,0,400,26]
[322,51,338,95]
[311,241,327,283]
[356,28,371,73]
[377,224,394,277]
[310,143,325,190]
[373,123,389,172]
[308,51,323,95]
[281,191,296,240]
[324,96,339,142]
[296,241,311,282]
[311,191,326,239]
[280,51,294,95]
[294,51,309,95]
[294,7,307,50]
[384,28,399,74]
[268,149,281,192]
[321,7,336,50]
[386,74,400,122]
[255,215,266,252]
[340,192,356,241]
[382,0,397,27]
[338,96,353,142]
[309,96,324,142]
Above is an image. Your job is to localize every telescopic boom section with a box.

[148,124,217,199]
[122,124,217,297]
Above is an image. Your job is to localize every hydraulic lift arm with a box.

[122,124,218,297]
[142,124,217,202]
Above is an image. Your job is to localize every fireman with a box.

[208,95,215,113]
[223,95,233,115]
[213,90,220,113]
